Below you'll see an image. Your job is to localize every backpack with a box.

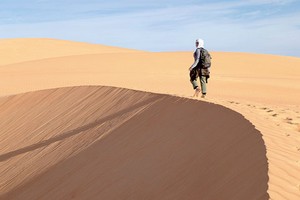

[199,47,212,69]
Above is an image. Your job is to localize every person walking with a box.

[189,38,210,98]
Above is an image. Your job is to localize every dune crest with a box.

[0,86,269,199]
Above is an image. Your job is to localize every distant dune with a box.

[0,86,268,199]
[0,39,299,105]
[0,38,299,199]
[0,38,141,66]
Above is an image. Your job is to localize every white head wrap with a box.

[196,38,204,48]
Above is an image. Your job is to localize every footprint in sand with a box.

[247,104,256,108]
[285,133,290,137]
[272,113,278,117]
[284,117,294,124]
[228,101,240,105]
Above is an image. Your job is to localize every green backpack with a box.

[199,48,212,69]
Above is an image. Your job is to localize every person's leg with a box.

[192,85,201,97]
[200,75,207,97]
[190,68,199,89]
[191,80,198,89]
[190,69,200,97]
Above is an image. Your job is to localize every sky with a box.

[0,0,300,57]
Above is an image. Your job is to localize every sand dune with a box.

[0,38,141,66]
[1,51,299,105]
[0,86,268,199]
[0,38,300,199]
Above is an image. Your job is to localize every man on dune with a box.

[189,38,210,98]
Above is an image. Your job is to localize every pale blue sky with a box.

[0,0,300,57]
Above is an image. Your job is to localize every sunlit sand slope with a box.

[0,38,141,66]
[1,51,299,105]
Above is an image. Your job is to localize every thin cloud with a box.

[247,0,297,5]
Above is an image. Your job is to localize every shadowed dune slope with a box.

[0,86,268,200]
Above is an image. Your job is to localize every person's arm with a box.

[189,48,201,71]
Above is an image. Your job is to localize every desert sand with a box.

[0,38,299,199]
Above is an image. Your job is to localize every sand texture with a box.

[0,38,300,199]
